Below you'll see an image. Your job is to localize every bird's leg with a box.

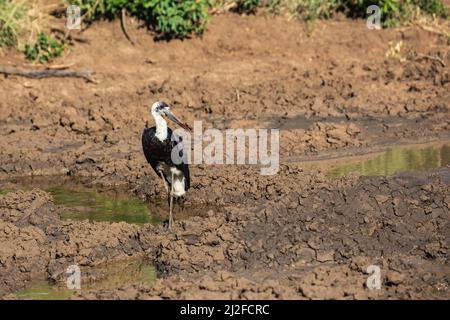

[159,171,169,193]
[169,171,174,230]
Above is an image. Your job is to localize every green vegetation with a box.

[264,0,448,25]
[0,0,27,47]
[142,0,210,38]
[0,0,64,62]
[67,0,211,38]
[0,0,48,49]
[1,0,448,58]
[340,0,449,26]
[294,0,338,21]
[234,0,260,14]
[24,32,66,63]
[70,0,447,35]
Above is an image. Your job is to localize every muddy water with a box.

[0,177,159,225]
[288,140,450,177]
[0,177,219,225]
[16,259,156,300]
[49,186,160,225]
[329,141,450,177]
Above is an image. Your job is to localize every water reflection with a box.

[0,177,217,225]
[330,143,450,177]
[16,259,156,300]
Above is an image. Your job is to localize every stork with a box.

[142,101,192,230]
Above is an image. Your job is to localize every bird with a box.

[142,101,192,230]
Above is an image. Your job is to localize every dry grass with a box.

[0,0,50,51]
[265,0,337,21]
[210,0,237,14]
[409,14,450,40]
[386,40,418,62]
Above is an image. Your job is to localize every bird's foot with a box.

[162,218,174,231]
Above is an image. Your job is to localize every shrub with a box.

[24,32,66,63]
[340,0,448,26]
[67,0,135,20]
[264,0,448,26]
[296,0,338,21]
[234,0,260,14]
[140,0,211,38]
[67,0,211,39]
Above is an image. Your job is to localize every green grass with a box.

[234,0,260,14]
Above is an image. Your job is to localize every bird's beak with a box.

[165,110,192,132]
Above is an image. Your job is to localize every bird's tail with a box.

[171,175,186,197]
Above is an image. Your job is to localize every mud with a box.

[1,167,448,299]
[0,12,449,299]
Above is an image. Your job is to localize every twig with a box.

[120,8,135,45]
[0,66,97,83]
[413,22,450,38]
[235,88,240,102]
[22,63,75,70]
[46,63,76,70]
[416,54,446,67]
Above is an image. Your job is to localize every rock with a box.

[387,271,405,285]
[316,251,335,262]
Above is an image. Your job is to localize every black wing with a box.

[141,127,190,191]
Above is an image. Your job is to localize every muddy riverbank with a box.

[0,12,449,299]
[0,166,449,299]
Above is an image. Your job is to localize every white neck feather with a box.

[152,110,168,141]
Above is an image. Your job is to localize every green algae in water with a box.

[0,176,163,225]
[47,186,161,225]
[15,281,73,300]
[16,260,157,300]
[330,143,450,178]
[0,188,13,195]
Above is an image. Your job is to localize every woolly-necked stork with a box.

[142,101,192,230]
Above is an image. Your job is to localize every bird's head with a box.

[151,101,192,132]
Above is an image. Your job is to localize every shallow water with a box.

[329,142,450,177]
[0,188,12,195]
[15,259,156,300]
[0,177,217,225]
[0,177,159,225]
[48,186,161,225]
[1,142,448,225]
